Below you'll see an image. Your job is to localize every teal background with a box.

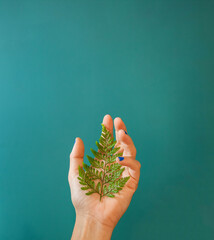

[0,0,214,239]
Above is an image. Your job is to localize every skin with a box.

[68,114,141,240]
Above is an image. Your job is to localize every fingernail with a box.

[74,138,76,144]
[124,130,128,135]
[118,157,124,161]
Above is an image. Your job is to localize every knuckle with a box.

[135,160,141,169]
[126,177,138,192]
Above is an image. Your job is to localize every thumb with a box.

[69,137,84,177]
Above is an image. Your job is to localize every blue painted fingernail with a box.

[118,157,124,161]
[124,130,128,135]
[74,138,76,144]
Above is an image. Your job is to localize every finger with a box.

[114,117,127,137]
[69,137,84,176]
[116,129,136,157]
[102,114,114,137]
[116,156,141,182]
[114,117,136,157]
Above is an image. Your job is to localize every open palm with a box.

[68,114,141,229]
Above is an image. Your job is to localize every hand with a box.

[68,114,141,240]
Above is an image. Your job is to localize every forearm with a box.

[71,214,113,240]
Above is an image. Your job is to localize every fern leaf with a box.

[86,190,96,195]
[95,141,105,153]
[106,193,115,198]
[107,152,123,163]
[83,163,102,180]
[78,123,130,200]
[90,149,103,160]
[110,147,120,155]
[86,155,101,168]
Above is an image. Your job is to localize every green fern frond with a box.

[78,123,130,201]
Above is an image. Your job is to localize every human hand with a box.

[68,114,141,240]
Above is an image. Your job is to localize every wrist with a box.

[71,213,114,240]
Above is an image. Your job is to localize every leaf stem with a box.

[100,137,111,201]
[100,163,106,201]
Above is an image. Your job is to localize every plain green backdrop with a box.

[0,0,214,239]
